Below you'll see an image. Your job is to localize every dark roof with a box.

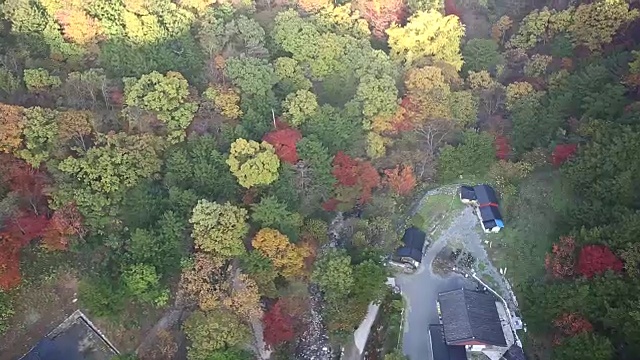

[502,344,526,360]
[429,324,468,360]
[473,184,499,205]
[21,312,116,360]
[438,289,507,347]
[402,226,426,250]
[460,186,476,201]
[395,246,422,263]
[394,227,426,263]
[479,205,503,222]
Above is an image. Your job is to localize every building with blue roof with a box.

[460,185,504,233]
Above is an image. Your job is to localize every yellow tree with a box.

[226,139,280,188]
[506,81,537,110]
[203,85,243,120]
[123,71,198,144]
[180,255,262,322]
[366,132,389,159]
[223,272,263,321]
[404,66,452,121]
[387,10,465,70]
[180,253,226,311]
[252,228,310,278]
[54,8,102,45]
[491,15,513,45]
[568,0,639,51]
[297,0,332,13]
[282,89,319,127]
[467,70,505,115]
[183,308,250,360]
[56,110,94,151]
[0,103,25,153]
[189,200,248,258]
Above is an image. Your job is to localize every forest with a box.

[0,0,639,359]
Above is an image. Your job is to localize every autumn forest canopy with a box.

[0,0,639,359]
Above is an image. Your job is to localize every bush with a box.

[121,264,169,307]
[78,276,125,318]
[207,348,254,360]
[488,160,533,197]
[437,131,496,182]
[0,290,14,335]
[183,309,251,360]
[462,39,504,74]
[553,333,613,360]
[550,34,574,58]
[23,68,61,92]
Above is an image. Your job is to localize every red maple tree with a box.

[553,313,593,345]
[331,152,380,207]
[321,198,340,212]
[332,151,360,187]
[108,87,124,106]
[0,232,24,289]
[391,97,416,133]
[577,245,624,278]
[494,135,511,160]
[384,165,417,196]
[263,300,296,347]
[0,213,49,290]
[357,162,381,204]
[5,213,50,243]
[545,236,576,279]
[0,155,50,214]
[356,0,407,39]
[551,144,578,167]
[444,0,461,18]
[41,203,86,251]
[263,128,302,164]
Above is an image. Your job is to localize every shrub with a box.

[78,276,125,318]
[0,290,14,335]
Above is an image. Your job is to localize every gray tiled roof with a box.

[438,289,507,346]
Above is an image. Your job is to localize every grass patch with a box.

[477,170,572,358]
[480,273,500,290]
[410,193,464,236]
[485,170,571,287]
[476,261,487,272]
[19,246,76,285]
